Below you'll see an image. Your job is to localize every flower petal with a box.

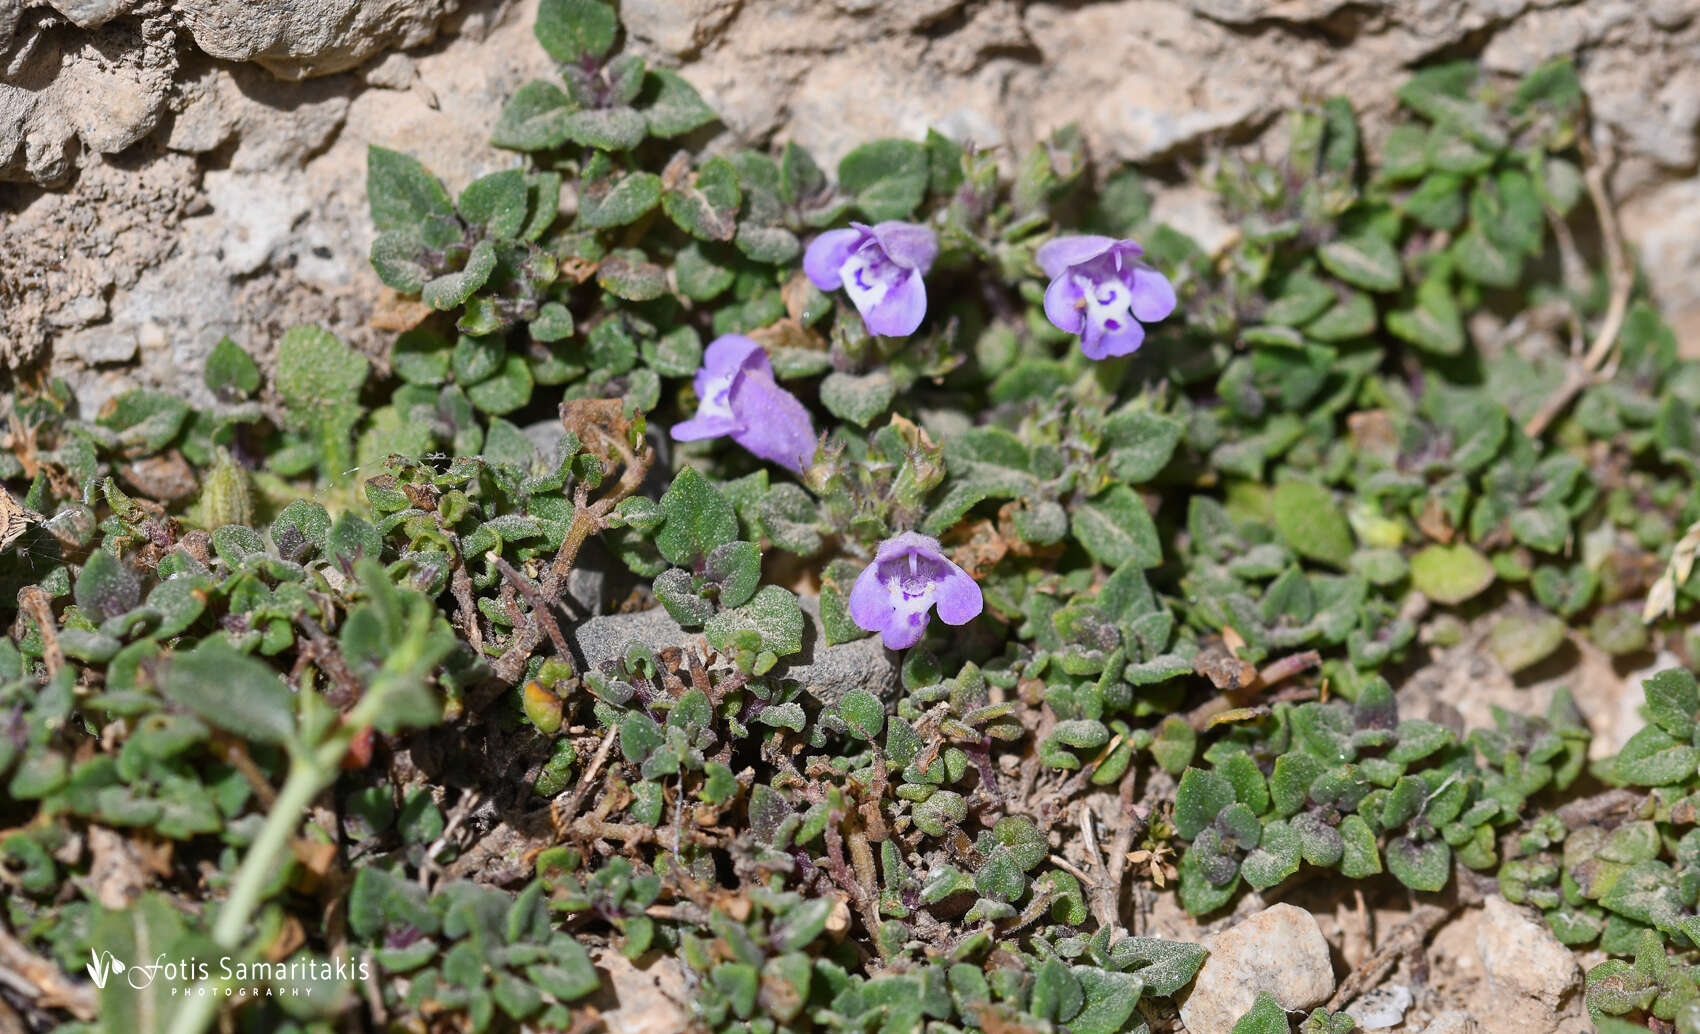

[802,228,864,290]
[1126,264,1177,323]
[1080,315,1146,360]
[848,560,895,637]
[1042,275,1087,334]
[727,370,818,473]
[1036,235,1117,279]
[879,610,929,650]
[670,412,740,442]
[701,334,771,380]
[863,268,927,337]
[932,562,983,625]
[870,221,938,272]
[876,530,944,562]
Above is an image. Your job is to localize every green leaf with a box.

[1338,813,1382,878]
[675,241,736,301]
[204,336,261,398]
[664,156,741,241]
[1303,291,1376,342]
[596,251,668,301]
[1175,767,1234,840]
[1386,836,1450,891]
[422,239,498,310]
[457,170,528,238]
[1404,171,1466,229]
[466,355,535,415]
[563,107,647,151]
[703,539,761,609]
[1452,226,1522,288]
[1103,407,1184,483]
[1114,938,1206,998]
[838,689,885,741]
[531,302,575,342]
[657,466,738,566]
[1241,819,1301,889]
[491,80,572,150]
[837,139,929,222]
[705,585,805,672]
[1387,275,1464,356]
[734,223,801,265]
[75,549,139,620]
[1318,231,1402,292]
[1487,610,1566,674]
[975,845,1026,903]
[1231,991,1291,1034]
[163,638,295,746]
[1071,485,1161,569]
[642,69,716,138]
[328,511,382,567]
[1614,725,1700,786]
[579,171,662,228]
[1409,543,1494,605]
[1643,668,1698,741]
[1272,479,1353,568]
[367,146,453,233]
[534,0,617,63]
[779,141,826,205]
[819,370,896,427]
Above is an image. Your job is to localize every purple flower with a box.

[671,335,818,473]
[848,531,982,650]
[803,221,938,337]
[1036,235,1176,360]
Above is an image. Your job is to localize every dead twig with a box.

[1524,137,1633,438]
[16,586,61,677]
[1326,902,1452,1011]
[420,791,483,891]
[551,725,620,834]
[492,555,571,663]
[0,921,96,1021]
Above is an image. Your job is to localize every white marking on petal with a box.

[841,242,896,317]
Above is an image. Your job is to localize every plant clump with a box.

[3,3,1700,1033]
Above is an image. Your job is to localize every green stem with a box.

[211,758,325,946]
[166,735,350,1034]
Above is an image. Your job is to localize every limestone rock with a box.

[178,0,460,79]
[1346,984,1412,1029]
[1475,895,1581,1009]
[590,950,689,1034]
[619,0,741,58]
[1417,1013,1479,1034]
[1178,903,1336,1034]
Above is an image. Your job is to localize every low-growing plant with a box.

[5,1,1700,1033]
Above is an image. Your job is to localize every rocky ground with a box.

[5,1,1699,1030]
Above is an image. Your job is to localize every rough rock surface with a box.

[589,948,690,1034]
[1417,1013,1480,1034]
[1475,895,1582,1009]
[5,0,1700,397]
[1177,902,1336,1034]
[1427,897,1590,1034]
[179,0,462,78]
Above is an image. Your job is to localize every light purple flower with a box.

[804,221,938,338]
[1036,235,1176,360]
[848,531,982,650]
[671,335,818,473]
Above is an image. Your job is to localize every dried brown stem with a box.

[1326,902,1453,1011]
[1524,137,1633,438]
[492,556,571,662]
[16,586,61,677]
[551,725,620,834]
[0,921,96,1021]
